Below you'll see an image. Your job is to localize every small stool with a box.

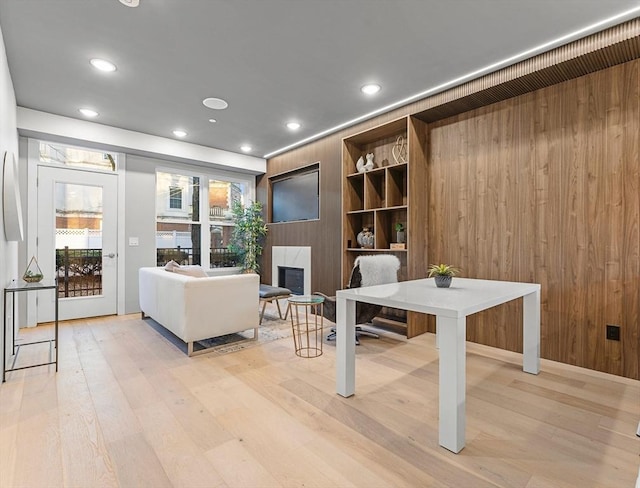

[288,295,324,358]
[259,285,292,324]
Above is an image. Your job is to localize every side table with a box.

[288,295,324,358]
[3,280,59,382]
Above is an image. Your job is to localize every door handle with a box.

[105,253,116,259]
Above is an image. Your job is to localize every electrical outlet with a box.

[606,324,620,341]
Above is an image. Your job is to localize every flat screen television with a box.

[271,168,319,223]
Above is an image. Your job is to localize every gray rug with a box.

[144,312,293,356]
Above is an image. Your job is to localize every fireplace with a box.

[272,246,311,295]
[278,266,304,295]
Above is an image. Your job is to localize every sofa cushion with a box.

[174,265,208,278]
[164,260,180,272]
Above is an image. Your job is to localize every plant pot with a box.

[434,275,452,288]
[396,231,405,243]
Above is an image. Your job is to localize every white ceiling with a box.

[1,0,639,159]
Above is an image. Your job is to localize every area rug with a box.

[144,311,294,357]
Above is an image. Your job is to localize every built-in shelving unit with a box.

[341,116,429,337]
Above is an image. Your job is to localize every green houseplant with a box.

[228,200,268,273]
[395,222,405,243]
[427,263,460,288]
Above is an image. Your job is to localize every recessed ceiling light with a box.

[172,129,187,138]
[78,108,98,118]
[286,121,301,131]
[208,118,217,123]
[361,84,381,95]
[240,145,252,153]
[203,97,229,110]
[118,0,140,7]
[90,58,117,72]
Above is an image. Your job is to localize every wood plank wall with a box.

[261,59,639,379]
[427,60,639,379]
[257,138,343,295]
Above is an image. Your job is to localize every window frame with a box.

[155,165,255,269]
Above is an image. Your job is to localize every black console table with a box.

[2,280,58,382]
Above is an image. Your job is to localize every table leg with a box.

[437,315,466,453]
[523,290,540,374]
[336,297,356,397]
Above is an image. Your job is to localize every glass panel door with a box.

[37,167,117,321]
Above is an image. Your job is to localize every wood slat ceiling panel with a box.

[415,19,640,123]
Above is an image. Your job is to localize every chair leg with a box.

[275,298,285,319]
[259,300,267,325]
[326,328,337,341]
[356,325,379,339]
[326,327,361,345]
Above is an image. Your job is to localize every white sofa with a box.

[139,267,259,356]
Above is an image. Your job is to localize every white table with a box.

[336,277,541,453]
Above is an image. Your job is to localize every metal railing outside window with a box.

[156,247,238,268]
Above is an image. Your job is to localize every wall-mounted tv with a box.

[271,165,319,223]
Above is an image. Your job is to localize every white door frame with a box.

[25,138,126,326]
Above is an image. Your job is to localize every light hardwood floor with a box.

[1,310,638,488]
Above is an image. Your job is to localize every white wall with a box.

[0,24,19,358]
[18,108,266,175]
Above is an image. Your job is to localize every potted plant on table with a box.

[427,263,460,288]
[228,200,268,273]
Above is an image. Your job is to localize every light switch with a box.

[129,237,139,246]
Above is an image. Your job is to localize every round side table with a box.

[287,295,324,358]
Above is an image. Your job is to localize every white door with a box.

[37,166,118,321]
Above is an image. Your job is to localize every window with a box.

[157,172,201,265]
[208,179,247,267]
[39,141,118,172]
[156,170,252,269]
[169,186,182,209]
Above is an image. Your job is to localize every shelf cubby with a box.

[387,163,408,207]
[342,116,429,338]
[345,174,364,211]
[377,207,408,250]
[364,170,386,209]
[344,212,374,249]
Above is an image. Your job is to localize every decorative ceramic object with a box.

[363,153,375,171]
[356,156,366,173]
[23,255,44,283]
[392,135,407,164]
[356,227,375,249]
